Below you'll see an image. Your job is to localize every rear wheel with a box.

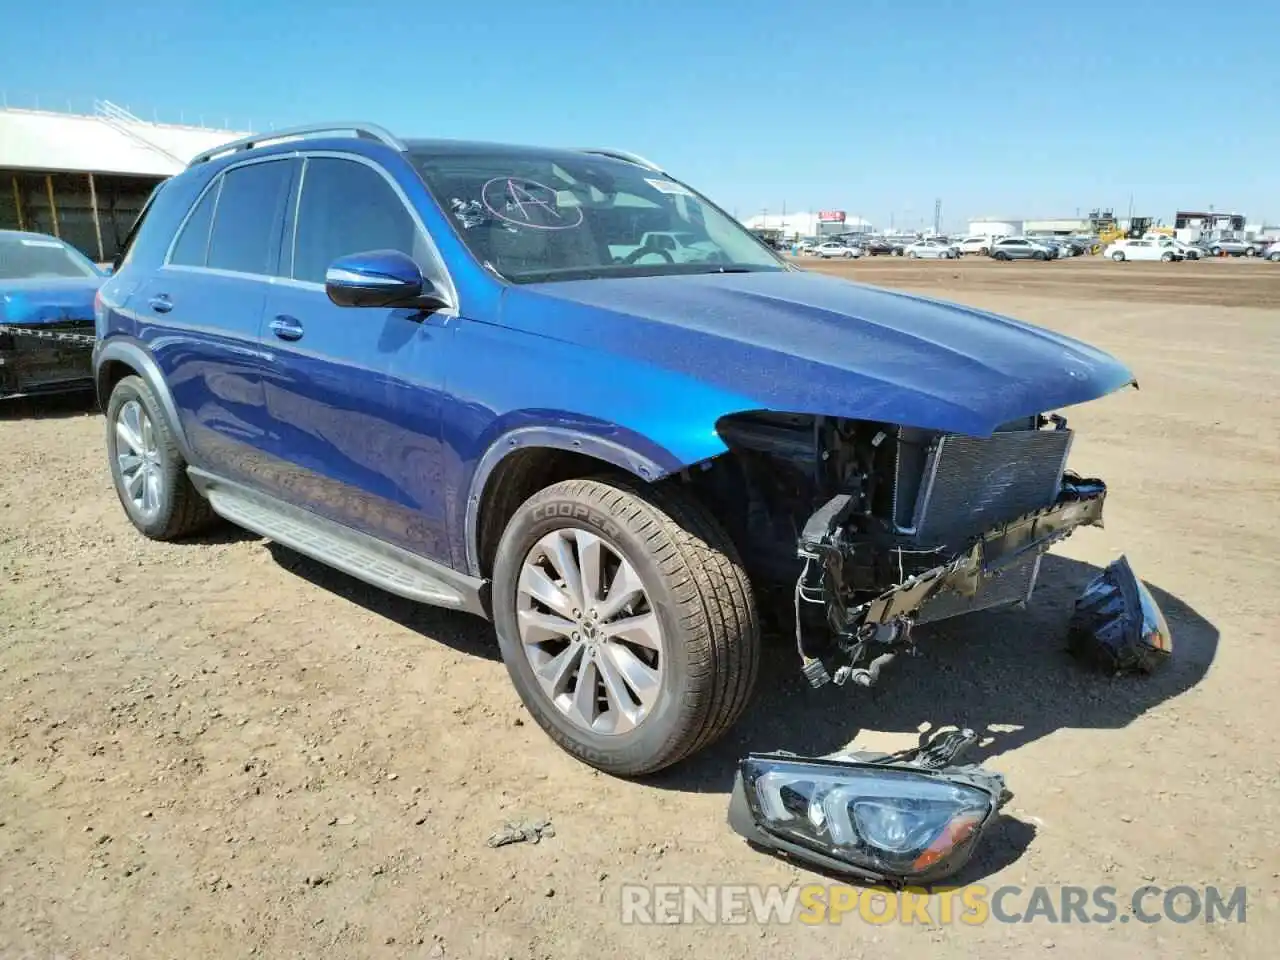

[1269,252,1280,262]
[1034,250,1047,261]
[907,251,918,259]
[492,478,760,776]
[1112,251,1126,262]
[105,375,217,540]
[1161,252,1175,262]
[1245,247,1256,258]
[993,251,1009,261]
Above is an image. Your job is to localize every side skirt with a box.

[188,468,490,620]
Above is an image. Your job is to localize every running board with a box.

[189,469,488,619]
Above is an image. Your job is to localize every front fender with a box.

[93,335,195,463]
[446,322,761,575]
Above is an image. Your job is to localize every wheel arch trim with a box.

[93,337,194,463]
[462,426,683,578]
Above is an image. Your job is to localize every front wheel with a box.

[907,251,918,259]
[1161,252,1175,262]
[1269,252,1280,262]
[1245,247,1256,258]
[1034,251,1047,261]
[1111,251,1126,261]
[492,478,760,776]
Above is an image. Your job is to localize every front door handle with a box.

[148,295,172,314]
[269,315,304,341]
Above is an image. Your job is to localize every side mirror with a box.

[324,250,449,311]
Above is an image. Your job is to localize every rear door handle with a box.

[269,315,304,341]
[148,295,172,314]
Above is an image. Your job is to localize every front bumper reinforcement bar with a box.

[795,477,1107,687]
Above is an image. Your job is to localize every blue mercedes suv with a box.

[94,124,1134,775]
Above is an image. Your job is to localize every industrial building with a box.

[967,218,1025,238]
[0,103,245,262]
[741,211,874,240]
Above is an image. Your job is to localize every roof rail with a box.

[577,148,665,173]
[188,122,405,167]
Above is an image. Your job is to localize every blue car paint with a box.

[98,133,1136,582]
[0,276,103,326]
[499,271,1135,439]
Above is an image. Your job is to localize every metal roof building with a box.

[1,103,246,261]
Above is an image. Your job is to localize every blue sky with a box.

[3,1,1277,229]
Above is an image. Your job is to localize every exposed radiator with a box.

[902,428,1073,551]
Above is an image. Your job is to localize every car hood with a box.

[503,269,1135,437]
[0,276,102,326]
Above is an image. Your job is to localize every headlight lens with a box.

[740,757,998,880]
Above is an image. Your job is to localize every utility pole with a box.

[933,198,942,236]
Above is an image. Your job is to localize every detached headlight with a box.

[729,753,1007,884]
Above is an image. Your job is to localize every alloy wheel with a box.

[516,528,664,736]
[115,399,163,520]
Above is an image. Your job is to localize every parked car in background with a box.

[92,123,1137,776]
[1264,241,1280,262]
[861,237,896,256]
[990,237,1053,261]
[904,239,958,259]
[0,230,105,399]
[1142,234,1202,260]
[1049,237,1087,257]
[1208,237,1261,257]
[956,236,997,256]
[814,241,862,259]
[1104,239,1181,262]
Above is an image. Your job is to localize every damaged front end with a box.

[796,470,1107,688]
[699,412,1110,689]
[0,321,97,399]
[728,728,1010,885]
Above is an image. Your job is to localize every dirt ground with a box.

[2,256,1278,959]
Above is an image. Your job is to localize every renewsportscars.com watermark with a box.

[620,883,1247,926]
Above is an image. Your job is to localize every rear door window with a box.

[206,159,294,276]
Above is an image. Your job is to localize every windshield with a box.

[0,234,100,281]
[409,146,785,283]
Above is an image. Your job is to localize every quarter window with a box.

[206,160,294,276]
[291,157,420,284]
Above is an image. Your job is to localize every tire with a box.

[993,251,1009,261]
[491,477,760,776]
[1034,250,1047,261]
[907,251,918,259]
[1161,252,1174,262]
[1111,251,1126,262]
[979,247,989,257]
[1270,252,1280,262]
[1211,247,1222,257]
[105,375,217,540]
[1245,247,1256,258]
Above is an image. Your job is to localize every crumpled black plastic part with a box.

[1068,555,1172,674]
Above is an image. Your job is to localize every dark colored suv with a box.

[95,124,1134,776]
